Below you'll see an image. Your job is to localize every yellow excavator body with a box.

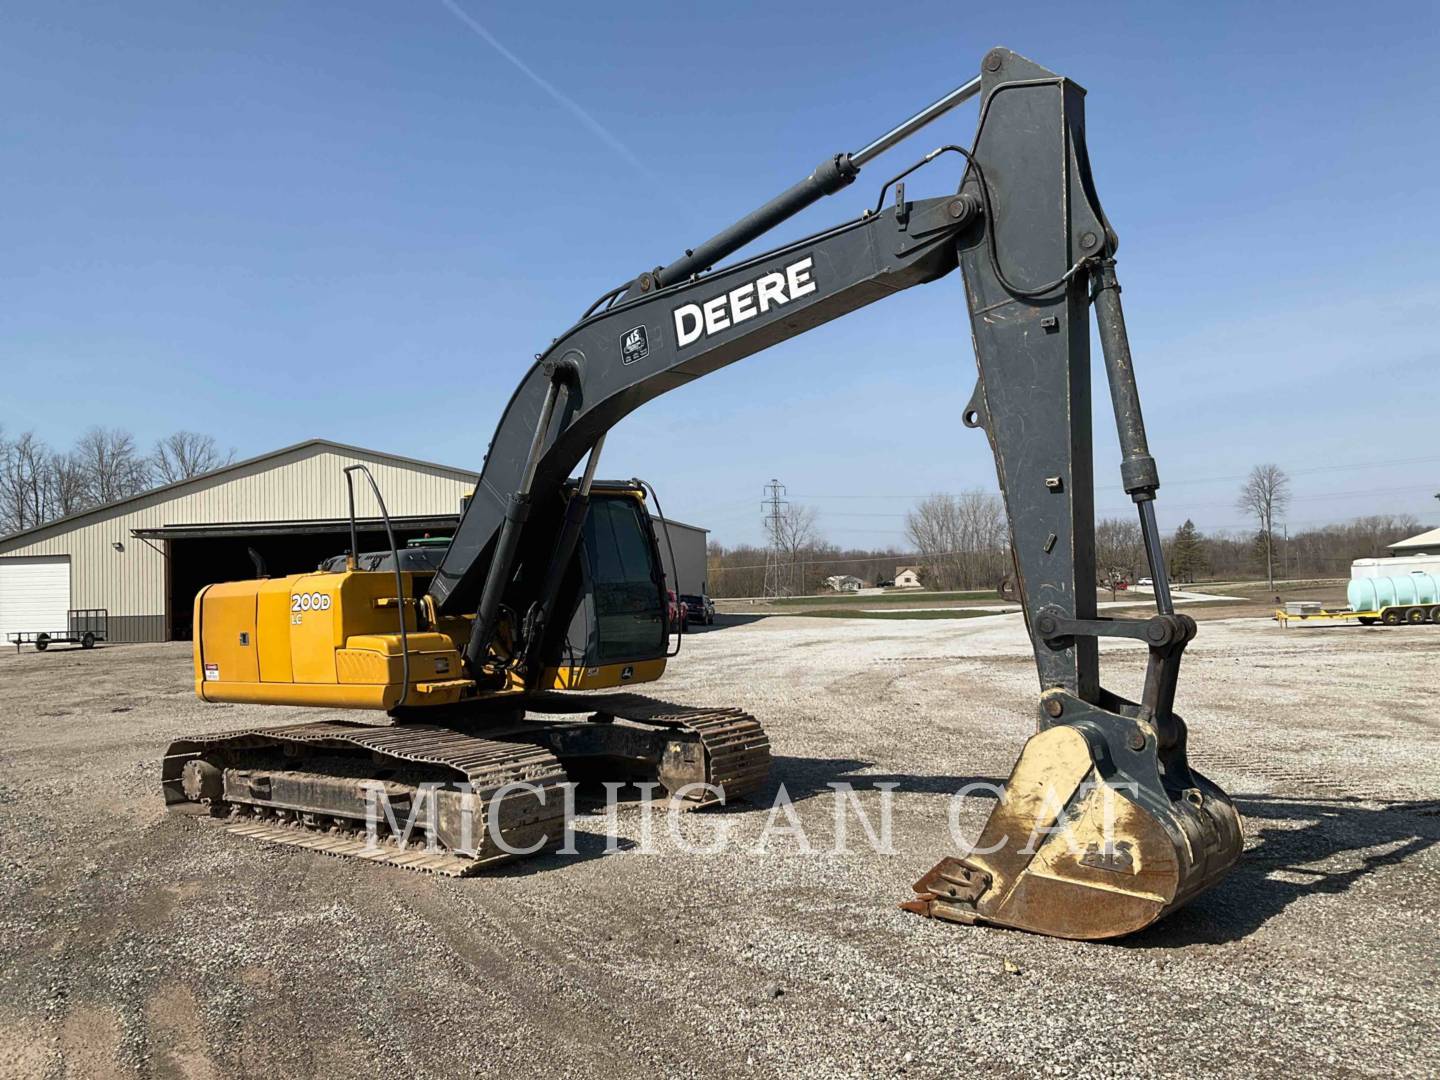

[193,569,668,710]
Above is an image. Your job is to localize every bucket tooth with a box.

[906,707,1243,940]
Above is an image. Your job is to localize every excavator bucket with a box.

[904,705,1243,940]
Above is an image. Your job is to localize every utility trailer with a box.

[1274,602,1440,627]
[1278,565,1440,627]
[7,609,108,653]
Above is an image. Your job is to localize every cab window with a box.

[581,496,665,662]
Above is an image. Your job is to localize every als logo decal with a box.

[621,325,650,364]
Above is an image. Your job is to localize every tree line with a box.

[707,541,910,598]
[706,468,1430,598]
[707,490,1010,598]
[0,427,234,535]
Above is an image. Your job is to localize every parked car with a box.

[680,593,715,625]
[876,579,895,588]
[1137,577,1154,587]
[666,589,687,631]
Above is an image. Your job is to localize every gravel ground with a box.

[1,614,1436,1079]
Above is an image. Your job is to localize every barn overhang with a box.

[131,515,460,541]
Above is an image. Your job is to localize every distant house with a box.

[894,566,923,589]
[1388,527,1440,556]
[825,574,864,592]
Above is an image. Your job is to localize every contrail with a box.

[436,0,672,193]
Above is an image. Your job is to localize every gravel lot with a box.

[1,613,1436,1079]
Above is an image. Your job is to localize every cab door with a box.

[562,494,667,668]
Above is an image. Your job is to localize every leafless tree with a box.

[75,427,149,505]
[151,431,235,484]
[768,503,818,595]
[1,424,238,533]
[1095,517,1144,599]
[0,430,54,534]
[46,451,91,519]
[708,542,766,598]
[904,491,1007,590]
[1237,463,1291,588]
[770,503,817,559]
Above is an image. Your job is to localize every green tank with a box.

[1347,572,1440,612]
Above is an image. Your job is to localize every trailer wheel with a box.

[1407,607,1427,625]
[81,632,96,649]
[1358,617,1377,625]
[1430,606,1440,624]
[1382,609,1403,626]
[35,634,49,651]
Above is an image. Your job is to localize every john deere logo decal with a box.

[621,325,649,364]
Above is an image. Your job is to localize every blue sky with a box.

[3,2,1437,547]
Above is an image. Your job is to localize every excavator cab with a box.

[542,484,672,689]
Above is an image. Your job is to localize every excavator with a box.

[163,48,1243,940]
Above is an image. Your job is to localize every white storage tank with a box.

[1352,554,1440,579]
[1347,572,1440,612]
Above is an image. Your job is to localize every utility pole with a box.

[762,479,788,598]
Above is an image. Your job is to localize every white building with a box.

[894,566,923,589]
[1388,527,1440,556]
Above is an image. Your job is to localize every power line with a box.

[783,453,1440,502]
[714,509,1435,546]
[778,483,1438,521]
[713,547,953,575]
[761,479,789,598]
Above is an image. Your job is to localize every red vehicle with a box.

[666,589,688,631]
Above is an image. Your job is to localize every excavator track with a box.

[164,695,771,874]
[525,692,773,807]
[164,720,573,876]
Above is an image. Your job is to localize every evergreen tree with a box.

[1168,519,1207,583]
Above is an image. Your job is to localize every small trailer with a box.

[1274,602,1440,627]
[1277,565,1440,627]
[7,609,109,653]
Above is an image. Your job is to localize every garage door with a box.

[0,556,72,640]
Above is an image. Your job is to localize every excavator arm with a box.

[427,47,1242,939]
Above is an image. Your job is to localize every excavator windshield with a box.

[559,492,667,668]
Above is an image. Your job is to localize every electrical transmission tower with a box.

[762,479,789,598]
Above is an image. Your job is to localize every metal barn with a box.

[0,440,476,643]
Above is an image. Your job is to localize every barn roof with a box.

[1389,527,1440,553]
